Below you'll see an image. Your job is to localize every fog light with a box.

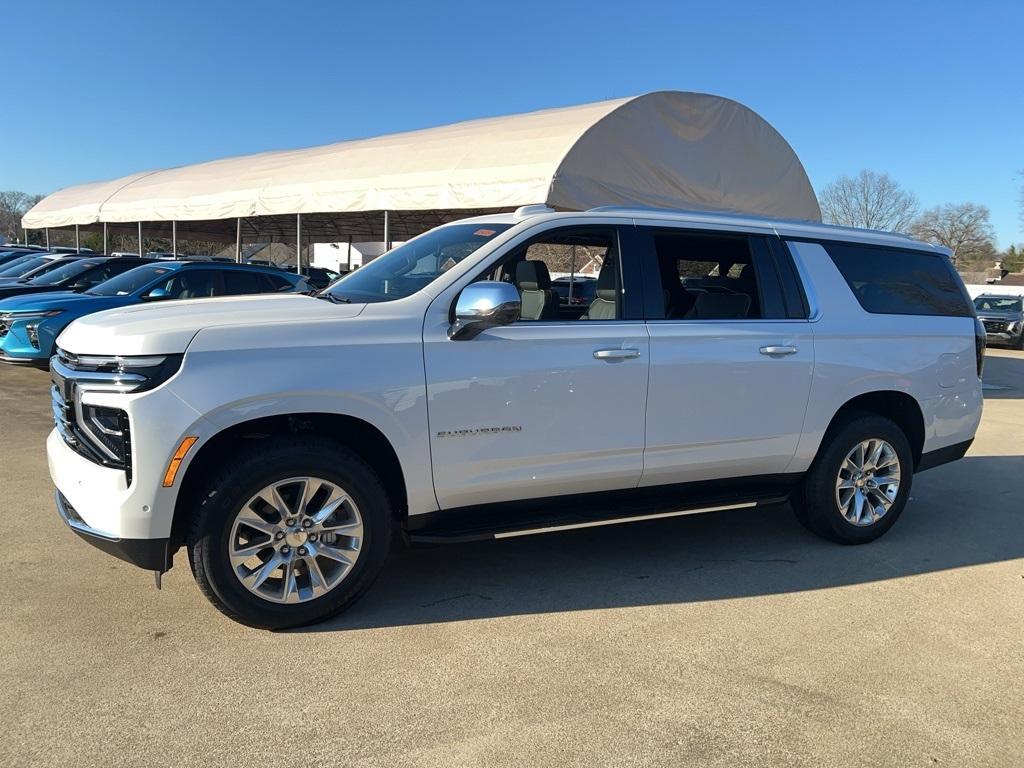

[26,323,39,348]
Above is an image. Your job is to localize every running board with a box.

[491,501,756,539]
[406,482,794,544]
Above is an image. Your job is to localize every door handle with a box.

[759,345,798,357]
[594,348,640,360]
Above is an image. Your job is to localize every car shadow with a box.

[982,349,1024,400]
[296,454,1024,633]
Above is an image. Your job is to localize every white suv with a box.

[46,207,984,628]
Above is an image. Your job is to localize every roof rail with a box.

[513,204,556,220]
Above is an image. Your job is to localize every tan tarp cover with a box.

[23,91,821,229]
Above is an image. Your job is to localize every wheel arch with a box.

[169,412,409,552]
[821,390,926,468]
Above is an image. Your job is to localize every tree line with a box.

[819,169,1023,273]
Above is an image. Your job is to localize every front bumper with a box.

[0,317,59,362]
[984,331,1021,346]
[56,490,172,571]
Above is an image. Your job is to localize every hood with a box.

[976,309,1022,319]
[0,290,102,311]
[57,293,364,356]
[0,284,66,300]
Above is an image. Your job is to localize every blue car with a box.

[0,261,310,363]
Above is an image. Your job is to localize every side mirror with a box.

[449,281,521,340]
[141,287,171,301]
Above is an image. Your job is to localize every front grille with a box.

[0,314,10,338]
[51,385,78,448]
[983,320,1007,333]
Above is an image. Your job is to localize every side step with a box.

[407,483,793,544]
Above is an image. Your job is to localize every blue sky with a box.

[3,0,1021,245]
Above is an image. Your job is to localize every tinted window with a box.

[29,259,101,286]
[222,270,266,295]
[264,273,296,292]
[645,229,774,320]
[151,269,217,299]
[820,242,971,317]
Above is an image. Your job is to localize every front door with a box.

[423,224,650,510]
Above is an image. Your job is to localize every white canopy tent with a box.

[22,91,820,258]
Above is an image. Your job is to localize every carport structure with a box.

[21,91,821,269]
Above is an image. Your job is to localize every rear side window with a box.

[221,270,267,295]
[820,241,971,317]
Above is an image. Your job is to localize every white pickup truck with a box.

[47,206,984,628]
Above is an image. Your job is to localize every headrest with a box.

[515,260,551,290]
[596,258,618,301]
[691,292,750,319]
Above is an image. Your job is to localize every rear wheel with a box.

[793,413,913,544]
[187,437,392,629]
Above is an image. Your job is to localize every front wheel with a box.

[187,437,392,629]
[793,413,913,545]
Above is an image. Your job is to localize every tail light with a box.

[974,317,986,378]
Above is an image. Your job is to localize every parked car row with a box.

[0,258,311,363]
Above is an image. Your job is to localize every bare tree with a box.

[911,202,995,267]
[818,170,919,232]
[0,190,44,243]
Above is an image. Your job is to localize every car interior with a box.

[652,231,761,320]
[494,230,620,322]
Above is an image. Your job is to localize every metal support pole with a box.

[138,222,143,258]
[172,221,177,259]
[235,218,242,263]
[75,224,81,253]
[383,210,390,251]
[347,234,352,271]
[45,229,50,250]
[296,213,303,275]
[103,222,108,254]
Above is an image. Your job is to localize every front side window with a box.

[646,229,766,320]
[324,222,512,304]
[489,227,622,322]
[822,242,972,317]
[151,270,217,299]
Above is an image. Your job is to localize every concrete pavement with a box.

[1,350,1022,767]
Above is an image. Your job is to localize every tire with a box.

[187,436,392,629]
[1013,334,1023,351]
[792,412,913,545]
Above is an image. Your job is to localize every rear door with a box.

[637,223,814,486]
[423,223,650,510]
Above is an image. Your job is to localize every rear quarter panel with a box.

[786,241,982,472]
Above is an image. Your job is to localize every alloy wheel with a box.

[835,439,902,527]
[228,476,364,603]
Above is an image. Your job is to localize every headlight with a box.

[53,350,184,394]
[8,309,64,320]
[79,403,130,465]
[1007,321,1019,333]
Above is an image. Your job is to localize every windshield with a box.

[974,296,1022,312]
[0,254,47,277]
[29,259,100,286]
[87,265,172,296]
[323,222,512,303]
